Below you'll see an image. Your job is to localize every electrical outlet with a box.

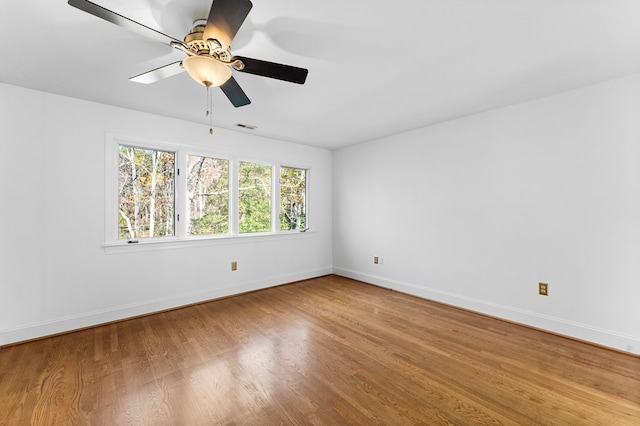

[231,261,237,271]
[538,282,548,296]
[374,256,379,264]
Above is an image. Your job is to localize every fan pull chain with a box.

[209,91,213,135]
[205,85,213,135]
[205,85,214,135]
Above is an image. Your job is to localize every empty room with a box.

[1,0,639,424]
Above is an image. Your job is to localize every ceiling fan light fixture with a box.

[182,55,232,87]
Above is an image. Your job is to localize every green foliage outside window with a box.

[118,145,175,239]
[187,156,229,235]
[280,167,307,230]
[239,162,272,233]
[116,144,307,239]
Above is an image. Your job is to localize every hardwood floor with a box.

[1,275,638,425]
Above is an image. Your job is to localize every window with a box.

[238,161,272,233]
[118,145,175,239]
[187,155,229,235]
[107,134,310,247]
[280,167,307,230]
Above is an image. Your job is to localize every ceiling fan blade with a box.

[220,77,251,107]
[234,56,308,84]
[203,0,253,52]
[130,61,184,84]
[67,0,181,45]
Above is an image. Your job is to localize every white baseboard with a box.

[0,267,332,346]
[333,267,640,356]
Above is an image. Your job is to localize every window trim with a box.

[184,152,232,238]
[105,133,182,245]
[279,165,309,232]
[104,133,313,254]
[237,158,274,235]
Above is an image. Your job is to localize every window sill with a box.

[102,230,315,254]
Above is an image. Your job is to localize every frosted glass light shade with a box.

[182,55,232,87]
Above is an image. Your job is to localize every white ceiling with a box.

[2,0,640,150]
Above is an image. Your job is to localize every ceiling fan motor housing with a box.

[184,23,230,61]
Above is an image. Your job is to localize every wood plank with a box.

[0,275,638,425]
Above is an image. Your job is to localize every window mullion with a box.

[305,168,310,231]
[273,165,281,233]
[175,150,187,239]
[230,158,239,236]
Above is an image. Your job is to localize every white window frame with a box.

[104,133,312,254]
[237,158,275,236]
[105,133,181,245]
[183,150,233,239]
[278,164,310,232]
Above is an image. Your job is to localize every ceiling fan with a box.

[67,0,309,108]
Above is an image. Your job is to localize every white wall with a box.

[4,73,640,355]
[0,83,333,345]
[333,73,640,355]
